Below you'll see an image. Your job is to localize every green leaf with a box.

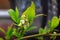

[48,20,51,27]
[39,27,49,40]
[21,2,35,25]
[8,9,19,24]
[15,7,19,17]
[27,26,36,31]
[0,38,3,40]
[12,28,23,38]
[12,28,16,35]
[39,28,44,35]
[24,26,36,32]
[15,33,22,38]
[13,31,20,37]
[8,9,16,22]
[39,27,48,35]
[28,2,35,25]
[6,26,13,39]
[43,27,47,34]
[0,28,5,33]
[50,16,59,30]
[7,26,13,36]
[15,7,20,24]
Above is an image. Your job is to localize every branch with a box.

[21,33,60,39]
[35,14,47,18]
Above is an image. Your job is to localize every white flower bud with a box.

[25,19,28,21]
[53,32,56,34]
[20,20,25,24]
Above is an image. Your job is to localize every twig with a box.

[21,33,60,39]
[21,34,39,39]
[35,14,47,18]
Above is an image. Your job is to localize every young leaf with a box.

[0,28,5,33]
[27,2,35,25]
[6,26,13,39]
[0,38,3,40]
[12,28,20,37]
[48,20,51,27]
[43,27,48,34]
[15,7,19,17]
[39,28,48,40]
[39,28,44,35]
[12,28,23,38]
[8,9,16,22]
[24,26,36,32]
[12,28,16,35]
[27,26,36,31]
[21,2,35,25]
[39,27,48,35]
[8,9,19,24]
[15,7,20,24]
[50,16,59,30]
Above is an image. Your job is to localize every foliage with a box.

[48,16,59,31]
[21,2,35,25]
[0,2,37,40]
[0,38,3,40]
[5,26,13,40]
[0,26,13,40]
[8,7,20,24]
[0,1,60,40]
[39,16,59,40]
